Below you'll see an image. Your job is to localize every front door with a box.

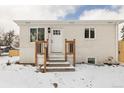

[51,29,62,53]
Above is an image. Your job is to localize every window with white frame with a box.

[84,28,95,39]
[30,28,45,42]
[88,58,95,64]
[53,30,61,35]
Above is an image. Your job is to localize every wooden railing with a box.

[65,39,76,66]
[35,39,48,73]
[43,47,47,72]
[35,40,48,55]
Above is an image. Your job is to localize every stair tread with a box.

[48,60,66,62]
[47,62,70,64]
[49,58,65,59]
[49,58,65,61]
[41,66,74,69]
[38,58,65,60]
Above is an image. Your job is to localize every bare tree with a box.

[0,27,5,46]
[0,35,2,46]
[0,29,19,48]
[3,30,15,47]
[12,35,20,48]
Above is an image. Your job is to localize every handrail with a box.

[35,41,38,65]
[65,39,76,66]
[35,39,48,66]
[65,39,67,61]
[73,39,76,66]
[43,47,47,73]
[43,39,48,73]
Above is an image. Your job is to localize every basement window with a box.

[88,58,95,64]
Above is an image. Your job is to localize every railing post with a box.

[44,47,47,73]
[73,39,76,66]
[35,41,37,65]
[46,39,48,47]
[46,39,49,60]
[65,39,67,61]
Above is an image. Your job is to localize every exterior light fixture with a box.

[48,27,51,33]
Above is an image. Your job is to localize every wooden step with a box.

[49,54,64,58]
[48,60,66,62]
[46,62,70,67]
[40,66,75,72]
[48,57,65,62]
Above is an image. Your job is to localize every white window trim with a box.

[84,27,96,40]
[53,29,61,35]
[29,27,45,42]
[86,57,97,64]
[30,28,38,41]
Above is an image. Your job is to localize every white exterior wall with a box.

[18,21,118,64]
[62,24,117,64]
[20,24,35,63]
[19,24,50,64]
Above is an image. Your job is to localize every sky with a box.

[0,5,124,39]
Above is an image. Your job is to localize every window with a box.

[53,30,61,35]
[30,28,45,42]
[90,28,95,38]
[85,28,89,38]
[38,28,45,41]
[84,28,95,39]
[30,28,37,42]
[88,58,95,64]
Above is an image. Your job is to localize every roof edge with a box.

[14,20,124,25]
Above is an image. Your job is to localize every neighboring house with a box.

[14,20,123,67]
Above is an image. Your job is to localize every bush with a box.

[6,62,11,66]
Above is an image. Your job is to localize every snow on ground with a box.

[0,56,19,64]
[0,56,124,88]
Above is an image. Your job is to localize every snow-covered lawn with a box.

[0,56,124,88]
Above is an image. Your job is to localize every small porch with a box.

[35,39,76,73]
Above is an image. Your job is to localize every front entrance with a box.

[51,29,62,53]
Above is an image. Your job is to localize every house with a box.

[14,20,123,72]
